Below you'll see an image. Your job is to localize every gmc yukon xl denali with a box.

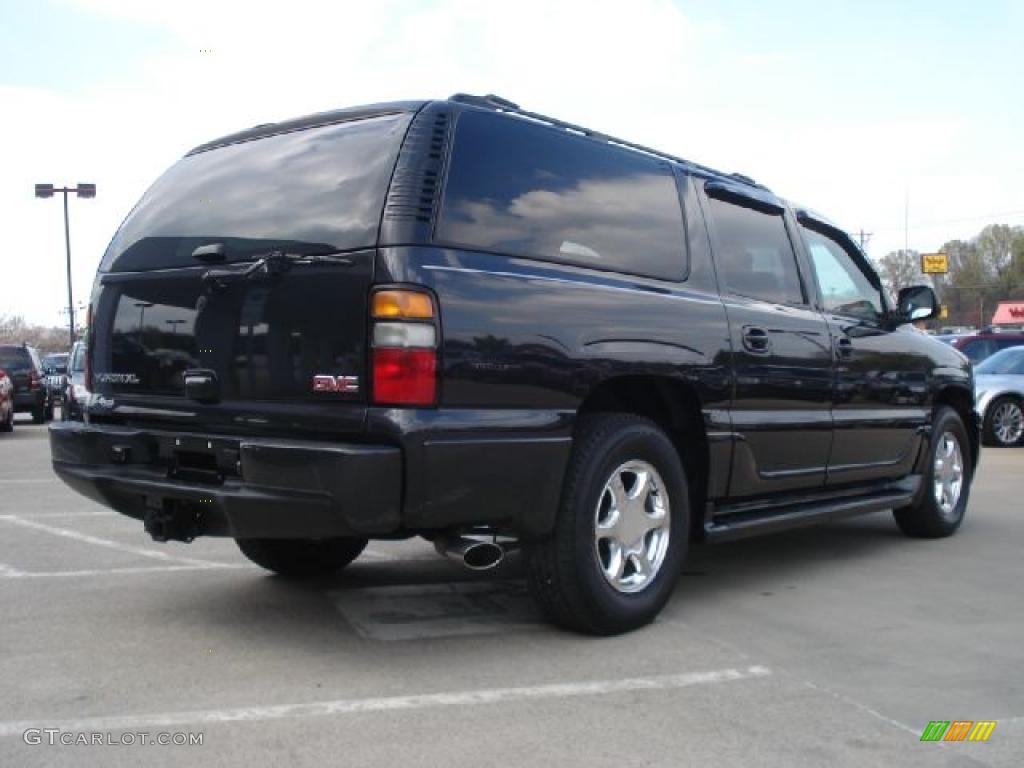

[50,94,979,634]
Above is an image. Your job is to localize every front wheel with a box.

[894,406,973,538]
[524,413,689,635]
[235,537,368,579]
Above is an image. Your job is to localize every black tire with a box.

[235,537,368,579]
[524,413,689,635]
[982,395,1024,447]
[31,405,46,425]
[894,406,972,538]
[0,406,12,432]
[44,402,55,422]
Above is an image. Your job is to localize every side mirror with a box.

[896,285,938,324]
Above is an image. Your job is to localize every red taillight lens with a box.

[372,348,437,405]
[30,370,42,390]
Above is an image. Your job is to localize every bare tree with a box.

[0,314,77,356]
[875,249,927,298]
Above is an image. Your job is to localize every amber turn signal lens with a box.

[372,290,434,319]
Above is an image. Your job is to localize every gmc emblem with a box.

[312,375,360,394]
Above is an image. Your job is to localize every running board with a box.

[705,480,920,542]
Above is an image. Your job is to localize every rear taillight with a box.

[29,370,42,390]
[370,289,438,406]
[84,303,93,391]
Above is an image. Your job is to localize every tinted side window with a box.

[801,227,883,323]
[437,111,687,281]
[706,198,804,304]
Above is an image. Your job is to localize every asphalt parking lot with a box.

[1,413,1022,767]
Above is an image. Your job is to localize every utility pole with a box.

[904,190,910,257]
[855,229,873,251]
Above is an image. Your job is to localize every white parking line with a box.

[0,515,233,568]
[0,562,249,579]
[0,665,771,736]
[0,511,116,519]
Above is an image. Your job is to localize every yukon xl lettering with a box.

[49,94,978,634]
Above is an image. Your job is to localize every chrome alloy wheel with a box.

[932,431,964,517]
[593,460,671,594]
[992,401,1024,446]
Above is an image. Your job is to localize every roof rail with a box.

[447,93,763,189]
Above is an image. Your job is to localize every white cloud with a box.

[1,0,1020,327]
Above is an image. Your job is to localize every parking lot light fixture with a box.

[34,183,97,348]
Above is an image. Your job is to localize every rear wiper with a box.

[200,250,354,290]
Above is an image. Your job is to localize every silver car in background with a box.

[975,346,1024,447]
[63,341,89,421]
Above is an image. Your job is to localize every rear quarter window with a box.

[437,110,687,281]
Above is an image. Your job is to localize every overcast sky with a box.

[2,0,1022,326]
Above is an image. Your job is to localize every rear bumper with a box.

[14,390,45,411]
[49,409,574,539]
[49,421,402,539]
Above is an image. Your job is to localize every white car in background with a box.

[975,347,1024,447]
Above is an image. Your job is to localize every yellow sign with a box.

[921,253,949,274]
[939,305,949,319]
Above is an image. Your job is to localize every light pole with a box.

[134,301,154,343]
[35,183,96,349]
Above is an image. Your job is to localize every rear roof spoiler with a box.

[186,101,426,156]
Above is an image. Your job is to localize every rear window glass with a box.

[100,113,413,272]
[43,355,68,373]
[437,111,687,281]
[0,347,32,369]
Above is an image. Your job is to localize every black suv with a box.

[1,343,53,423]
[50,94,979,634]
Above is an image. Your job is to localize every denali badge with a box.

[312,375,360,394]
[94,372,141,385]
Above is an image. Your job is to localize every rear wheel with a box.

[235,537,368,579]
[894,406,972,538]
[0,405,12,432]
[524,413,689,635]
[982,396,1023,447]
[31,404,46,424]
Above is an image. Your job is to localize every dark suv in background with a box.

[0,343,53,423]
[42,352,69,407]
[50,94,978,634]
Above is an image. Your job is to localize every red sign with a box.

[991,302,1024,325]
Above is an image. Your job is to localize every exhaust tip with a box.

[434,536,505,571]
